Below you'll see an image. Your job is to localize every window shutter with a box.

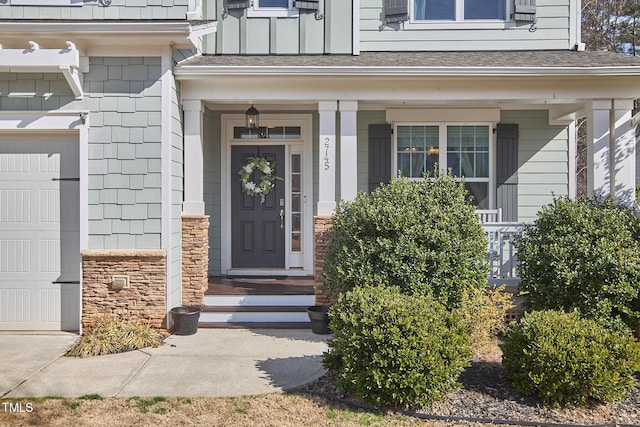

[226,0,251,10]
[384,0,409,23]
[496,123,519,222]
[295,0,319,10]
[368,124,392,192]
[514,0,536,22]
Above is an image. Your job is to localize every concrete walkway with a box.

[0,329,329,398]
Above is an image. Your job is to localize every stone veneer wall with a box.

[181,215,210,307]
[81,250,167,330]
[314,216,340,306]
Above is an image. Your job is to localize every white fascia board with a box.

[0,22,216,47]
[174,65,640,78]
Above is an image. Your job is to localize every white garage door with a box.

[0,133,80,331]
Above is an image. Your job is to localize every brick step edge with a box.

[198,322,311,329]
[202,305,311,313]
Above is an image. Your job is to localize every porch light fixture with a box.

[245,104,259,129]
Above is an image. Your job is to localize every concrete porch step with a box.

[201,276,316,328]
[204,294,315,307]
[199,310,310,324]
[198,321,311,329]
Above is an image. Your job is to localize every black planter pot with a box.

[170,306,202,335]
[307,305,331,335]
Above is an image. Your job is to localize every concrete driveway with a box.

[0,329,329,398]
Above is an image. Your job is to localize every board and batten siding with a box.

[360,0,572,51]
[501,110,569,223]
[1,0,188,20]
[209,0,352,54]
[204,110,222,276]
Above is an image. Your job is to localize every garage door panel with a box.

[0,134,79,331]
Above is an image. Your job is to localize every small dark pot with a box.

[307,305,331,335]
[170,306,201,335]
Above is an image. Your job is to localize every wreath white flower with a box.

[238,156,283,204]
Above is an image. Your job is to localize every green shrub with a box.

[500,310,640,407]
[514,196,640,330]
[66,315,163,357]
[323,286,471,408]
[323,173,489,310]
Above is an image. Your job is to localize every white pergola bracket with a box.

[0,41,86,99]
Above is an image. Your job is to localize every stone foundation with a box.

[314,216,339,306]
[81,250,167,330]
[181,215,210,307]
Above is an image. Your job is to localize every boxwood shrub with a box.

[322,173,489,310]
[513,196,640,330]
[501,310,640,407]
[323,286,471,408]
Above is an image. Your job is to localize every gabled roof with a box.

[175,50,640,77]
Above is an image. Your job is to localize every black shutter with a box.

[368,124,392,192]
[384,0,409,23]
[295,0,319,10]
[226,0,251,10]
[514,0,536,22]
[496,123,519,222]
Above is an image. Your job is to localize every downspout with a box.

[610,105,616,197]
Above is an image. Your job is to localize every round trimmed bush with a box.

[500,310,640,407]
[323,174,489,310]
[323,286,471,408]
[514,196,640,331]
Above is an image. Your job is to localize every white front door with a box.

[0,133,80,331]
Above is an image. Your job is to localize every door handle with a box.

[280,209,284,229]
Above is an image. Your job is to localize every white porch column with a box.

[587,100,612,198]
[612,99,636,207]
[183,100,205,215]
[318,101,338,215]
[339,100,358,201]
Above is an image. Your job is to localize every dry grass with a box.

[66,315,163,358]
[0,394,485,427]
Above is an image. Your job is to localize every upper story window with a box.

[249,0,298,17]
[413,0,506,21]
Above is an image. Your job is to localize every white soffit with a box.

[0,41,86,99]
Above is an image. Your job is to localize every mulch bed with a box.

[296,346,640,426]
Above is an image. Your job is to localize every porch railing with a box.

[481,222,524,286]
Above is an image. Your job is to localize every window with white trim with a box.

[395,123,492,208]
[249,0,298,17]
[412,0,506,21]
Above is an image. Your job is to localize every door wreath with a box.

[238,156,282,204]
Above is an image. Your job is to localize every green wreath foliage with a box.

[238,157,282,203]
